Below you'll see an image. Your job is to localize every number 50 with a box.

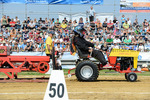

[49,83,64,98]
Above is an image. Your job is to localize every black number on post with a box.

[57,83,64,98]
[49,83,64,98]
[49,83,56,98]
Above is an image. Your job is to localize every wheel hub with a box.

[130,75,135,80]
[80,65,93,79]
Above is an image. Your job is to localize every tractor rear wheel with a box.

[75,60,99,81]
[127,72,137,82]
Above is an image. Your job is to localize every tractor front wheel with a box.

[75,60,99,81]
[127,72,137,82]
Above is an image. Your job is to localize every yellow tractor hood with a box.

[109,49,140,69]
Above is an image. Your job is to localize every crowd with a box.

[0,14,150,53]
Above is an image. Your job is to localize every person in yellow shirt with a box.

[61,21,67,29]
[45,32,53,59]
[123,20,129,30]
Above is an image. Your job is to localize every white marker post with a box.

[44,70,68,100]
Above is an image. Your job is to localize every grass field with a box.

[0,69,149,76]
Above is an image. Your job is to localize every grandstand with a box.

[0,14,150,53]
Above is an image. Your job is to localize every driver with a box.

[73,26,107,66]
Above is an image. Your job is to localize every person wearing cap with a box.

[45,32,53,59]
[73,26,107,66]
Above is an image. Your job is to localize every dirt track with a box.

[0,75,150,100]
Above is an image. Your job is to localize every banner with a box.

[70,0,103,5]
[120,0,150,12]
[49,0,70,4]
[2,0,26,3]
[1,0,103,4]
[26,0,49,4]
[0,0,3,3]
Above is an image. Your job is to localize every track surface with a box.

[0,75,150,100]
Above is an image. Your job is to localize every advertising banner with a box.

[2,0,103,4]
[26,0,49,4]
[2,0,26,3]
[70,0,103,5]
[120,0,150,12]
[0,0,3,3]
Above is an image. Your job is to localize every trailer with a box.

[0,46,50,79]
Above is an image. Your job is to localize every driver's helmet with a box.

[73,25,86,37]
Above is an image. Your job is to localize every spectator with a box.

[113,17,118,24]
[20,40,26,51]
[27,17,31,24]
[62,17,68,24]
[96,19,102,29]
[94,41,101,50]
[133,18,138,28]
[90,21,95,32]
[45,17,49,24]
[15,20,21,29]
[9,18,16,28]
[102,21,107,30]
[1,15,8,28]
[112,42,120,49]
[93,35,99,43]
[107,20,113,30]
[24,41,34,51]
[11,43,19,52]
[3,29,10,39]
[138,36,145,44]
[41,21,48,30]
[68,20,72,30]
[10,28,16,39]
[61,21,67,29]
[138,43,145,52]
[132,38,137,45]
[72,20,78,29]
[114,27,121,36]
[113,36,121,44]
[89,6,95,22]
[78,17,84,27]
[45,32,53,59]
[14,16,20,28]
[121,14,126,25]
[55,18,61,29]
[22,20,27,29]
[123,36,131,45]
[101,42,108,52]
[127,18,131,27]
[49,20,54,30]
[106,35,113,45]
[33,18,37,26]
[123,20,129,30]
[0,34,4,43]
[6,16,11,27]
[28,20,35,29]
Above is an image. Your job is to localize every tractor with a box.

[68,47,141,82]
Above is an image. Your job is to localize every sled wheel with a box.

[38,62,49,73]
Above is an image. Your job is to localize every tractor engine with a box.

[120,57,133,70]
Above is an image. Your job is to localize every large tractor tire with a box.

[75,60,99,81]
[127,72,137,82]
